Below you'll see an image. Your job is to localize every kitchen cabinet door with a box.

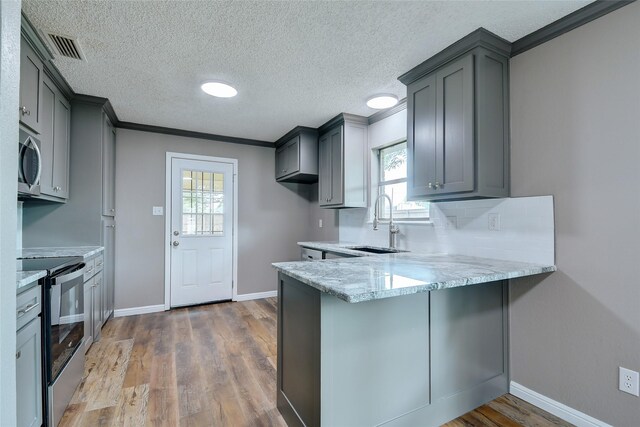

[40,75,70,200]
[83,277,94,353]
[286,137,300,176]
[19,38,43,134]
[328,126,344,206]
[102,220,115,322]
[52,93,71,199]
[102,114,116,216]
[92,271,103,341]
[16,318,43,427]
[318,133,332,206]
[39,76,57,196]
[435,54,475,194]
[407,74,437,198]
[276,145,287,178]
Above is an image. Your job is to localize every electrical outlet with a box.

[488,213,500,231]
[318,219,323,228]
[152,206,164,216]
[619,367,639,396]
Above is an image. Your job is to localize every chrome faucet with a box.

[373,194,400,249]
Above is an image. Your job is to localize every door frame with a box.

[164,152,239,310]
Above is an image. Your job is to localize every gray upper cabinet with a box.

[40,74,71,200]
[401,29,510,202]
[275,127,318,183]
[19,38,43,134]
[318,114,368,208]
[102,114,116,216]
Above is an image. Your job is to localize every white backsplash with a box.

[339,195,555,265]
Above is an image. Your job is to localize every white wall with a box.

[0,1,21,424]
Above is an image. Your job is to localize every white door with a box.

[170,158,234,307]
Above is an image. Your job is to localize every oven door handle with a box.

[56,266,85,285]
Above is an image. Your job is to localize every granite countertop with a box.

[273,252,556,303]
[17,270,46,293]
[20,246,104,260]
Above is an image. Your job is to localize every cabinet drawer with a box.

[83,257,96,282]
[94,254,104,274]
[17,285,41,331]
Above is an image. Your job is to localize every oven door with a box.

[47,265,85,383]
[18,129,42,197]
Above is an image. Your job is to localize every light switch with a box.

[152,206,164,216]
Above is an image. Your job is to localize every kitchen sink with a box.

[347,246,408,254]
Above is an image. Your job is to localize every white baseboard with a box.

[510,381,612,427]
[234,290,278,301]
[114,304,165,318]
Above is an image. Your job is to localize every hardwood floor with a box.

[60,298,572,427]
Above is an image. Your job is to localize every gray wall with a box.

[114,129,314,309]
[307,183,339,242]
[0,0,21,424]
[509,3,640,425]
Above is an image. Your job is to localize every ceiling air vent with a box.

[47,33,84,60]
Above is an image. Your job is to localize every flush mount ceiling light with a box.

[366,94,398,110]
[201,81,237,98]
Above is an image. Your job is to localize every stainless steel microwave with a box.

[18,128,42,197]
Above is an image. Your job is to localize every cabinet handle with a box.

[86,267,94,274]
[106,225,115,228]
[435,181,441,189]
[17,302,39,317]
[428,182,433,189]
[54,186,61,191]
[19,106,30,116]
[110,209,115,212]
[16,351,21,359]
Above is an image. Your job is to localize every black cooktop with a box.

[19,257,81,275]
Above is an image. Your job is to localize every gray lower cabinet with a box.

[102,220,115,321]
[275,127,318,183]
[92,271,104,341]
[83,252,108,352]
[277,273,508,427]
[19,37,43,134]
[403,29,510,201]
[40,74,71,200]
[16,284,43,427]
[318,114,368,208]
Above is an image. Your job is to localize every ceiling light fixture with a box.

[366,94,398,110]
[201,81,238,98]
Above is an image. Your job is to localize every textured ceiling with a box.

[22,0,591,142]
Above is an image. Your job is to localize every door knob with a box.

[173,231,180,236]
[172,241,180,247]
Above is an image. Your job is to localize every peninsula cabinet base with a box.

[276,273,509,427]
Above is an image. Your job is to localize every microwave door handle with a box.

[30,137,42,188]
[18,143,26,182]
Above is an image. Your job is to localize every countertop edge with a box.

[19,246,104,260]
[17,270,46,293]
[273,261,557,303]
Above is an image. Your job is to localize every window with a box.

[182,170,224,235]
[376,142,429,220]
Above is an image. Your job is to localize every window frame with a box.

[375,141,430,222]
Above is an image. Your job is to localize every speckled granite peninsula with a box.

[273,252,555,303]
[16,270,46,293]
[19,246,103,260]
[274,247,556,427]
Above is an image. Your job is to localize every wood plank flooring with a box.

[60,298,572,427]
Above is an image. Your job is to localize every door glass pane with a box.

[181,169,224,236]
